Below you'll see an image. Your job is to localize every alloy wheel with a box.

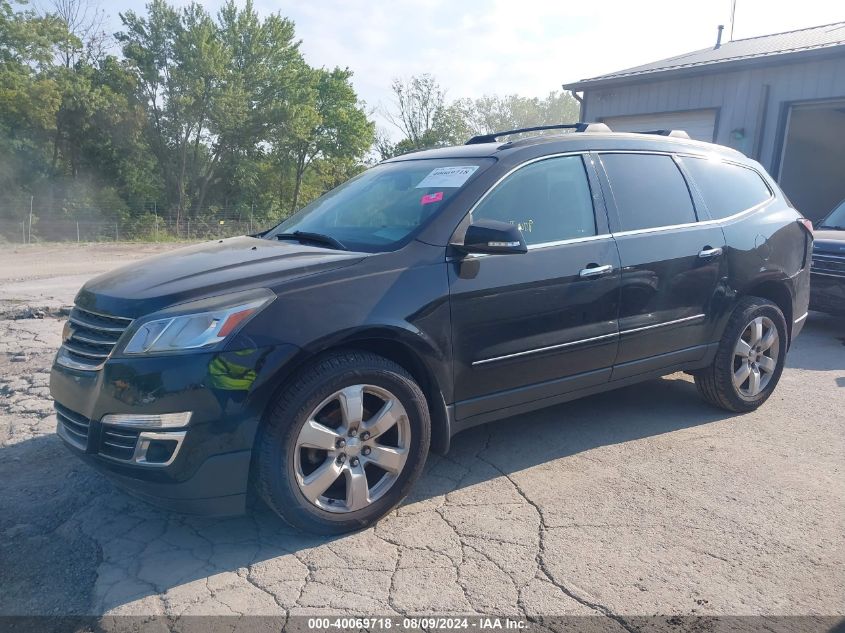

[293,384,411,513]
[732,316,779,399]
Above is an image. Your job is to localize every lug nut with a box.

[360,431,370,440]
[336,454,346,465]
[336,438,346,449]
[350,457,360,467]
[348,427,357,437]
[362,446,371,456]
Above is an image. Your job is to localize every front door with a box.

[448,154,621,422]
[596,152,727,378]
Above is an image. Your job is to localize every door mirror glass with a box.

[457,219,528,255]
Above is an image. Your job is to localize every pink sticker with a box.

[421,191,444,205]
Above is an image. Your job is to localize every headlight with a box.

[122,288,274,355]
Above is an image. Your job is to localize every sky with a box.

[99,0,845,136]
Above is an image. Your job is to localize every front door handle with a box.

[579,263,614,278]
[698,246,723,258]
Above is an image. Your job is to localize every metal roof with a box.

[564,21,845,90]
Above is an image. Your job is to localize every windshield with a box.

[266,158,493,252]
[819,200,845,230]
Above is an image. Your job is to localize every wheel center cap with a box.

[345,436,362,457]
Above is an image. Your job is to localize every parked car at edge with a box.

[50,124,812,534]
[810,200,845,316]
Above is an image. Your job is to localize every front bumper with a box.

[50,342,301,515]
[810,273,845,316]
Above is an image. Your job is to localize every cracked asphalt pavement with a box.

[1,244,843,628]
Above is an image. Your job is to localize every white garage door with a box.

[601,109,717,142]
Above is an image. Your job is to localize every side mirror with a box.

[456,219,528,255]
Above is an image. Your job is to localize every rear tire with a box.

[694,297,788,413]
[255,350,430,534]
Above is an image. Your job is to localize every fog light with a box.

[134,431,186,467]
[143,439,179,464]
[101,412,192,429]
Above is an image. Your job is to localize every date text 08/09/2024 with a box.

[306,616,527,630]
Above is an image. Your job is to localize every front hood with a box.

[813,229,845,254]
[76,236,367,318]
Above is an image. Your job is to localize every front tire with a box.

[694,297,788,412]
[255,351,430,534]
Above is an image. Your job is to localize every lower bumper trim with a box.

[65,446,253,516]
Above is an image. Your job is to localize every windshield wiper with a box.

[275,231,347,250]
[817,225,845,231]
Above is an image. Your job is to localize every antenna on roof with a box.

[730,0,737,40]
[715,24,724,49]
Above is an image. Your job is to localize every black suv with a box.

[50,123,812,534]
[810,199,845,316]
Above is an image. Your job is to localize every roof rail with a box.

[639,129,691,139]
[465,122,611,145]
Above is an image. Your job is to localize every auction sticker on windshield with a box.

[416,165,479,188]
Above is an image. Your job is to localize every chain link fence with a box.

[0,216,269,244]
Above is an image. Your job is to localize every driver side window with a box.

[471,155,596,246]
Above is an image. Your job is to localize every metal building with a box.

[563,22,845,221]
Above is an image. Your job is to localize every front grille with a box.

[55,403,91,450]
[811,252,845,278]
[57,306,133,371]
[100,426,140,461]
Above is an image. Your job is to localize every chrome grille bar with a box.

[811,253,845,278]
[55,403,91,450]
[57,306,133,371]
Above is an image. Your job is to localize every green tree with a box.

[118,0,310,223]
[275,66,374,213]
[379,74,464,158]
[119,0,221,221]
[377,76,581,159]
[463,91,580,137]
[0,1,65,210]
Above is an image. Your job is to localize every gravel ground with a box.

[0,243,187,317]
[0,244,843,629]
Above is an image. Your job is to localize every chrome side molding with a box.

[472,314,706,366]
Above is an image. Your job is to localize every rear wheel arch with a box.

[739,280,794,344]
[694,296,788,412]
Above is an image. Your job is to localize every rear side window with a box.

[471,155,596,246]
[681,157,771,219]
[601,153,696,231]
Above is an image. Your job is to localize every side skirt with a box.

[448,342,718,437]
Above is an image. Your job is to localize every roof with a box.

[564,21,845,90]
[385,131,744,163]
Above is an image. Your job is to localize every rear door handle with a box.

[698,247,723,258]
[579,264,614,278]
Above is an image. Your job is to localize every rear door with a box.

[448,154,621,421]
[595,152,727,378]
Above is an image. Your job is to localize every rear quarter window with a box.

[600,153,697,231]
[681,157,772,219]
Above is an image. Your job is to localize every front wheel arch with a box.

[337,337,451,455]
[247,333,451,495]
[253,349,431,533]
